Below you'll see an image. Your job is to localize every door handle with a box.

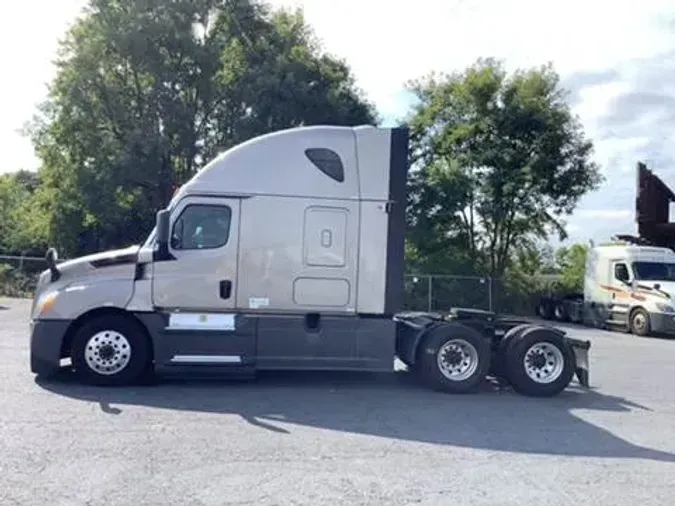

[219,280,232,299]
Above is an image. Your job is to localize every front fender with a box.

[33,279,135,321]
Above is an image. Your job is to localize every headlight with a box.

[36,291,58,317]
[655,303,675,313]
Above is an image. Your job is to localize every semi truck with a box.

[536,163,675,337]
[29,124,590,397]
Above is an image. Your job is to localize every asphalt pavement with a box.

[2,297,675,506]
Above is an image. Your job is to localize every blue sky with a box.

[2,0,675,247]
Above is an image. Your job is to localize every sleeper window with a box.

[171,204,231,250]
[305,148,345,183]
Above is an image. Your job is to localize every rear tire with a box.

[493,323,530,379]
[417,323,491,394]
[536,299,553,319]
[70,314,152,386]
[553,302,568,322]
[503,326,575,397]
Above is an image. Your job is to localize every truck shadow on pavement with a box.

[36,369,675,463]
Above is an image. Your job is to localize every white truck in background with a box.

[537,162,675,337]
[536,238,675,337]
[29,124,591,397]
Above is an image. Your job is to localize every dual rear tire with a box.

[499,325,575,397]
[416,323,491,394]
[416,322,575,397]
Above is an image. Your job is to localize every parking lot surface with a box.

[2,297,675,506]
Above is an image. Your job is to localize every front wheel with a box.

[629,308,651,337]
[503,326,575,397]
[71,314,152,386]
[417,324,491,394]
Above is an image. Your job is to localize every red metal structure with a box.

[635,162,675,250]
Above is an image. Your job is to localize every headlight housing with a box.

[34,290,59,319]
[655,303,675,313]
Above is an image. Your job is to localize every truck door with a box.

[151,196,240,311]
[608,259,632,324]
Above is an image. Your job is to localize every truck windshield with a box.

[632,261,675,281]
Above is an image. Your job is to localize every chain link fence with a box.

[404,275,492,312]
[1,254,557,316]
[0,254,53,298]
[402,274,554,315]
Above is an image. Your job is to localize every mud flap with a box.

[565,337,591,387]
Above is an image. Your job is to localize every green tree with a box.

[406,157,478,274]
[29,0,377,256]
[0,171,48,255]
[556,243,588,292]
[405,58,603,276]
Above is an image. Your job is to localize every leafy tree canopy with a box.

[26,0,377,256]
[405,58,603,276]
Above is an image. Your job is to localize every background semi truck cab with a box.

[585,243,675,335]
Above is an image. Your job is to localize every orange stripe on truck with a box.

[598,283,667,301]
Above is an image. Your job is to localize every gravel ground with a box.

[2,297,675,506]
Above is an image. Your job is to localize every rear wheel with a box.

[494,323,530,378]
[417,324,490,394]
[71,314,152,386]
[553,302,568,322]
[503,326,575,397]
[536,299,553,319]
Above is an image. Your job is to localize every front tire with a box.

[629,308,650,337]
[417,323,491,394]
[70,314,151,386]
[503,326,575,397]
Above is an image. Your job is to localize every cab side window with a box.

[171,204,232,250]
[614,263,630,283]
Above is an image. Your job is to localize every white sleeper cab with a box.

[29,125,591,397]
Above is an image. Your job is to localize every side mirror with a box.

[45,247,61,281]
[156,210,171,260]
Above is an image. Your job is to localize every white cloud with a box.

[576,210,632,221]
[2,0,675,247]
[0,1,88,173]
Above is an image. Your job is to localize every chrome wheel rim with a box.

[523,342,564,384]
[84,330,131,376]
[632,312,647,332]
[437,338,479,381]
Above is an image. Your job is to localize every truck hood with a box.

[638,280,675,306]
[637,281,675,299]
[57,245,140,276]
[37,245,141,295]
[31,245,143,320]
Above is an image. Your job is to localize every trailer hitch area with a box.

[565,337,591,388]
